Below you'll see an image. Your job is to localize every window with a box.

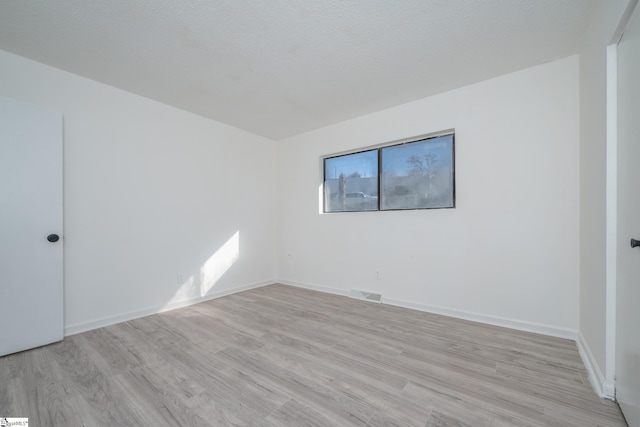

[324,149,378,212]
[323,132,454,212]
[380,134,455,210]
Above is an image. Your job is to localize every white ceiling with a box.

[0,1,595,140]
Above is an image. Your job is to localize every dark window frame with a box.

[323,131,455,213]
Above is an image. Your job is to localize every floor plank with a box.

[0,284,627,426]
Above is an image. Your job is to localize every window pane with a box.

[324,150,378,212]
[380,135,454,210]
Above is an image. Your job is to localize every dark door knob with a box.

[631,238,640,248]
[47,234,60,243]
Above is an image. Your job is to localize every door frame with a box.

[604,41,617,400]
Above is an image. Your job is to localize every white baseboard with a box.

[64,279,275,336]
[277,279,350,297]
[278,279,577,340]
[577,332,615,400]
[384,296,578,340]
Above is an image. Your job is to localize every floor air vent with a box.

[349,289,382,303]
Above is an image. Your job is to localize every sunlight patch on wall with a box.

[172,274,196,303]
[200,231,240,296]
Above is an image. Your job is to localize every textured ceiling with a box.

[0,1,595,140]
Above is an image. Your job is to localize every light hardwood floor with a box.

[0,284,627,426]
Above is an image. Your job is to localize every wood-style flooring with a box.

[0,284,627,426]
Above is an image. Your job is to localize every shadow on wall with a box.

[161,231,240,311]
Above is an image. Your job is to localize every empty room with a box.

[1,0,638,426]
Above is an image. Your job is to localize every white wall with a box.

[0,45,590,342]
[277,56,580,336]
[0,50,277,334]
[578,0,629,395]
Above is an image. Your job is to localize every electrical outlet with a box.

[375,271,381,279]
[177,274,183,284]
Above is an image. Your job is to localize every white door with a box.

[616,2,640,425]
[0,96,63,356]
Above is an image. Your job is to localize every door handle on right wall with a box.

[631,238,640,248]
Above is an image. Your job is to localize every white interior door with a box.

[616,2,640,425]
[0,96,64,356]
